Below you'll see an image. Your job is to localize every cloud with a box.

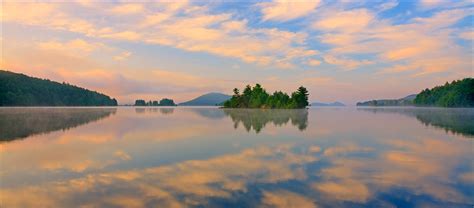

[311,5,470,75]
[418,0,472,10]
[109,3,144,15]
[2,3,57,23]
[114,150,132,161]
[141,13,316,68]
[36,39,104,55]
[459,30,474,40]
[377,0,398,11]
[323,55,373,70]
[307,59,321,66]
[1,1,472,103]
[259,0,321,21]
[100,31,142,41]
[301,76,334,85]
[2,2,317,69]
[113,51,132,61]
[312,9,373,32]
[380,56,466,76]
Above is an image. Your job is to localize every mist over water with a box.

[1,107,473,207]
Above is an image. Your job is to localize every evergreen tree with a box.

[135,100,146,106]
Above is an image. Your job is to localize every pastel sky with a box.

[1,0,473,104]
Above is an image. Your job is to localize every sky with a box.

[1,0,473,105]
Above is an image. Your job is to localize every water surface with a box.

[1,107,473,207]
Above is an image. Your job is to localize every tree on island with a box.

[159,98,177,106]
[135,99,146,106]
[135,98,177,106]
[223,84,309,109]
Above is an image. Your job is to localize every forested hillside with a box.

[0,70,118,106]
[414,78,473,107]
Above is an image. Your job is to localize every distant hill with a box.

[179,92,231,106]
[311,101,345,107]
[402,94,417,101]
[0,70,117,106]
[357,94,416,107]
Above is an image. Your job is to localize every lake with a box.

[0,107,473,207]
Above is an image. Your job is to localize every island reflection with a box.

[0,108,116,142]
[135,107,175,115]
[223,109,308,133]
[358,107,474,137]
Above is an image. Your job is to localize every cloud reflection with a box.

[0,108,472,207]
[0,144,318,207]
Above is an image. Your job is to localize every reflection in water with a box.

[0,107,472,207]
[223,109,308,133]
[160,108,175,115]
[0,108,116,142]
[359,107,474,137]
[189,108,226,120]
[134,107,175,114]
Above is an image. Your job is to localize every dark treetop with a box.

[223,84,309,109]
[413,78,474,107]
[0,70,117,106]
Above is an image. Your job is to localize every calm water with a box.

[0,107,473,207]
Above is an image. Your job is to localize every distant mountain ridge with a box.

[179,92,231,106]
[0,70,117,106]
[357,94,417,106]
[311,101,345,106]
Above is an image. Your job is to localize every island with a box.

[357,78,473,108]
[0,70,117,106]
[135,98,177,106]
[223,84,309,109]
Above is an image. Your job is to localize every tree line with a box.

[223,84,309,109]
[135,98,177,106]
[414,78,473,107]
[0,70,117,106]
